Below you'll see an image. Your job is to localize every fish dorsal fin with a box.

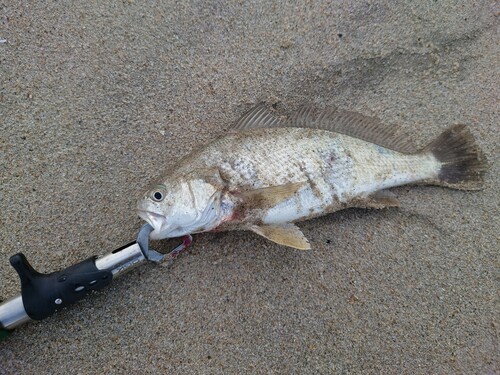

[250,223,311,250]
[284,106,417,153]
[240,182,306,208]
[231,103,282,131]
[230,103,417,153]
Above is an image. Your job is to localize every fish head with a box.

[137,177,222,240]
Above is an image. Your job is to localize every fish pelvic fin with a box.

[250,223,311,250]
[423,124,487,190]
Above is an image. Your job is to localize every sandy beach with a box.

[1,1,498,373]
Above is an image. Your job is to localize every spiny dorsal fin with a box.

[231,103,282,131]
[240,182,306,208]
[284,105,417,154]
[250,223,311,250]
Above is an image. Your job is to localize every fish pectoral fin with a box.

[365,190,400,209]
[250,224,311,250]
[240,182,306,208]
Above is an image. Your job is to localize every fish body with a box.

[137,104,486,249]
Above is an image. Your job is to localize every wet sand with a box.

[1,1,498,374]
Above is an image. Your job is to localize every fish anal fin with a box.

[240,182,306,208]
[369,190,401,208]
[231,103,282,131]
[363,190,400,209]
[250,224,311,250]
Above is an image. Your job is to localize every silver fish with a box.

[137,104,487,249]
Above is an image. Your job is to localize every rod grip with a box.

[9,253,113,320]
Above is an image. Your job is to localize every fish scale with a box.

[165,127,440,230]
[176,128,435,200]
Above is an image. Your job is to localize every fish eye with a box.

[152,191,164,201]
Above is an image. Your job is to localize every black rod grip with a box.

[9,253,113,320]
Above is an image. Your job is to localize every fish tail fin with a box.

[423,124,487,190]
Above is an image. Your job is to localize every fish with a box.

[137,104,487,249]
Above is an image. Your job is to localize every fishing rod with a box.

[0,224,191,341]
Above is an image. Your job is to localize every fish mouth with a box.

[137,209,172,239]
